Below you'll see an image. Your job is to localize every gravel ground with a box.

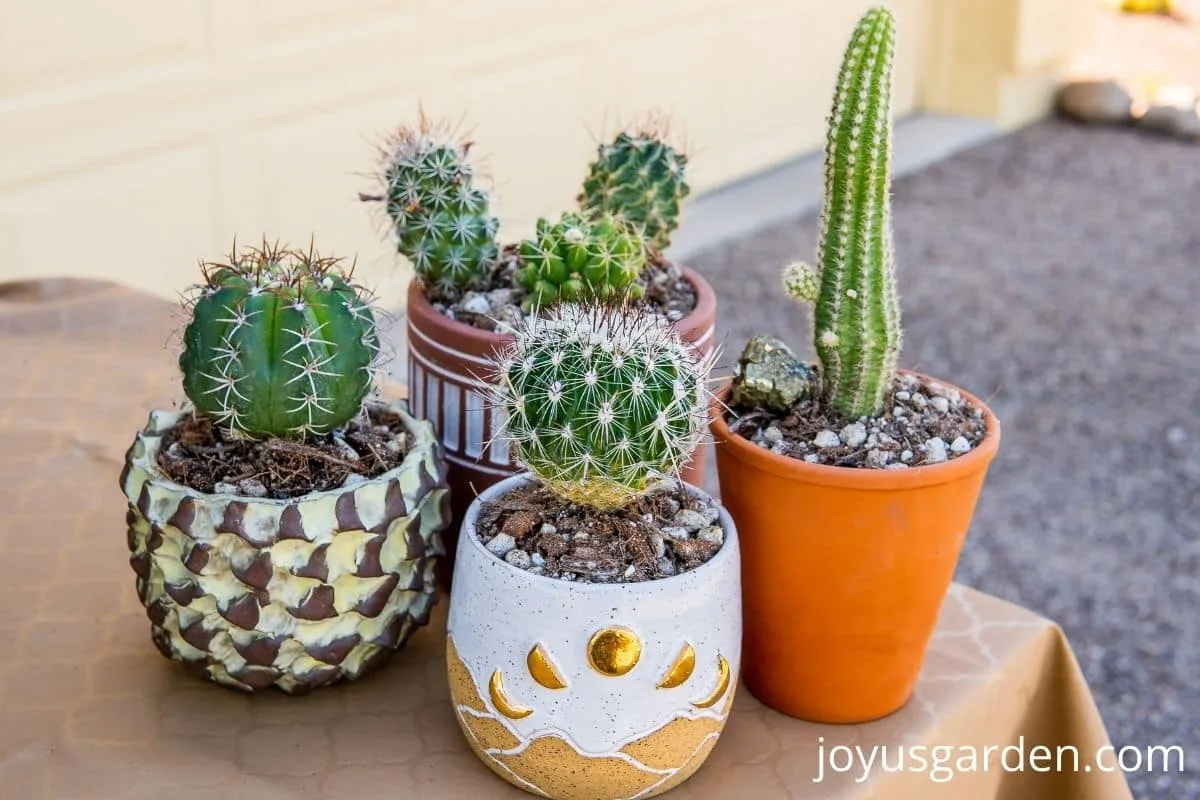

[688,118,1200,799]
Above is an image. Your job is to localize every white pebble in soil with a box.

[624,564,636,578]
[895,391,911,401]
[674,509,709,531]
[923,437,949,464]
[866,449,891,468]
[804,454,821,463]
[650,534,666,559]
[656,557,677,576]
[531,552,546,567]
[461,293,491,316]
[214,482,238,494]
[1167,425,1187,447]
[505,549,532,569]
[661,526,691,541]
[911,392,928,410]
[814,430,841,448]
[950,436,971,455]
[840,422,868,448]
[238,478,268,498]
[763,426,783,445]
[697,526,724,546]
[539,523,557,536]
[901,449,914,463]
[699,504,719,525]
[930,396,950,414]
[486,533,517,558]
[925,382,961,403]
[884,463,909,470]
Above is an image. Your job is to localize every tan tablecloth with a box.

[0,280,1132,799]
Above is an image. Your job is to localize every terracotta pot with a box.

[406,267,717,588]
[710,375,1001,723]
[119,400,451,693]
[446,474,741,800]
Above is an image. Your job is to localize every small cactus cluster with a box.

[492,304,713,510]
[783,6,903,419]
[180,241,380,439]
[515,211,647,312]
[578,124,690,253]
[368,119,500,297]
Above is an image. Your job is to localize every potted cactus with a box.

[446,303,740,800]
[710,6,1001,724]
[119,241,451,693]
[360,116,716,581]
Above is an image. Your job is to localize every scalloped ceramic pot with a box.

[119,400,451,694]
[446,474,741,800]
[406,267,717,588]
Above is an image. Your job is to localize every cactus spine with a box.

[492,304,713,510]
[516,211,647,312]
[578,126,690,253]
[370,119,500,297]
[785,6,902,419]
[180,241,380,439]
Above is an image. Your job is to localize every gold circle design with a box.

[587,626,642,676]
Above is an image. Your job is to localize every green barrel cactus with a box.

[578,126,690,253]
[180,242,380,439]
[784,6,903,419]
[515,212,647,312]
[368,119,500,296]
[492,304,713,510]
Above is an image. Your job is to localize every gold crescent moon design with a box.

[656,643,696,689]
[489,670,533,719]
[587,626,642,677]
[527,643,568,690]
[690,654,731,709]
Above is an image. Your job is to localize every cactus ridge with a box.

[491,303,713,510]
[371,117,500,296]
[515,211,647,312]
[786,6,903,419]
[180,240,381,439]
[579,125,690,253]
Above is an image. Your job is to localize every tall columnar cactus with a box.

[515,211,647,312]
[180,241,380,439]
[492,304,713,510]
[367,119,500,297]
[578,126,690,253]
[784,6,903,419]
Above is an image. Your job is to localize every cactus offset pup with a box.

[785,6,902,419]
[181,241,380,440]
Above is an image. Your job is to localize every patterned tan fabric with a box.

[0,280,1131,798]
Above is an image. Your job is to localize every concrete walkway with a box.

[687,117,1200,799]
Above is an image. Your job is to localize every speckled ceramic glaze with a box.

[446,474,741,800]
[120,400,450,693]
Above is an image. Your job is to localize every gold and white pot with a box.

[446,474,741,800]
[119,399,450,694]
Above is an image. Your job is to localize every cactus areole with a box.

[492,304,712,511]
[787,6,903,420]
[180,243,380,440]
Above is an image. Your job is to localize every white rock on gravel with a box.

[892,406,907,417]
[238,478,268,498]
[674,509,709,531]
[950,436,971,454]
[661,526,691,541]
[901,449,914,463]
[763,426,783,444]
[486,533,517,557]
[866,449,891,468]
[930,396,950,414]
[923,437,949,464]
[895,391,911,401]
[539,523,558,536]
[505,549,532,569]
[650,534,666,559]
[911,392,928,410]
[461,293,491,315]
[531,553,546,567]
[926,382,961,403]
[213,482,238,494]
[840,422,868,448]
[697,526,724,545]
[699,504,720,525]
[884,462,909,470]
[814,430,841,448]
[656,557,677,576]
[624,564,636,578]
[804,454,821,463]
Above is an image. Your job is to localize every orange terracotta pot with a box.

[710,375,1000,723]
[407,267,717,589]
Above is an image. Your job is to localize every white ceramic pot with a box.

[446,474,742,800]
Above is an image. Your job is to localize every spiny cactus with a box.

[366,118,500,297]
[515,211,646,313]
[578,125,690,253]
[180,241,380,439]
[492,304,713,510]
[784,6,903,419]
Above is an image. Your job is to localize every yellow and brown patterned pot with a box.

[119,400,450,693]
[447,475,742,800]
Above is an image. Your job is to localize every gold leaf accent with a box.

[656,643,696,689]
[587,626,642,677]
[489,669,533,719]
[690,654,731,709]
[527,643,568,690]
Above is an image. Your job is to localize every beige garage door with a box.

[0,0,929,306]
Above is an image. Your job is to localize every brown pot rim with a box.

[406,264,717,346]
[711,371,1001,490]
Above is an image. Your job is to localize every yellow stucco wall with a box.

[0,0,1074,304]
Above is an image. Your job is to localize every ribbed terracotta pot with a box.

[710,375,1000,723]
[447,474,741,800]
[119,399,451,694]
[406,267,717,588]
